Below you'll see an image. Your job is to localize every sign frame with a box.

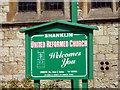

[20,20,98,80]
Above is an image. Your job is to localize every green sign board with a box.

[20,20,98,80]
[31,33,88,78]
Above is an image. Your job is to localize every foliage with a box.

[0,76,34,88]
[0,76,60,89]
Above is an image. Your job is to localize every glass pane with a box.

[92,2,111,8]
[44,1,63,10]
[119,1,120,7]
[18,1,37,12]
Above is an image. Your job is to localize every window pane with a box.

[118,1,120,7]
[18,1,37,12]
[91,2,111,8]
[44,2,63,10]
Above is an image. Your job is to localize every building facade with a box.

[0,0,119,88]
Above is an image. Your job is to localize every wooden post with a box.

[71,0,79,89]
[34,80,40,88]
[71,0,77,23]
[73,79,79,89]
[82,80,88,90]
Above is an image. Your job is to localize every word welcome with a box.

[49,51,81,59]
[31,40,87,48]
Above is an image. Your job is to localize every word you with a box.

[49,51,81,68]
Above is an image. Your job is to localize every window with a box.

[44,2,63,10]
[91,2,112,8]
[18,1,37,12]
[118,1,120,7]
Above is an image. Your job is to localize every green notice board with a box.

[31,33,88,79]
[20,20,98,80]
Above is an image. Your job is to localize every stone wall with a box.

[0,21,119,88]
[87,22,119,88]
[0,1,9,22]
[0,25,25,81]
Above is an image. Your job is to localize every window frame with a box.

[44,2,64,11]
[18,2,37,12]
[91,2,112,9]
[82,1,118,20]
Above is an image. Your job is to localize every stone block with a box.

[1,13,7,22]
[88,80,93,88]
[55,81,71,88]
[94,77,109,88]
[0,64,3,75]
[0,75,3,80]
[2,6,9,12]
[110,60,118,71]
[113,23,119,28]
[4,31,17,39]
[0,1,3,5]
[109,81,118,88]
[98,45,112,54]
[97,72,104,78]
[3,62,18,75]
[109,28,118,35]
[93,55,96,61]
[16,31,25,39]
[0,40,2,46]
[110,36,118,44]
[9,57,14,62]
[1,26,12,31]
[93,26,103,36]
[106,54,118,60]
[93,45,98,54]
[105,71,118,79]
[113,44,118,53]
[10,47,14,56]
[15,57,25,62]
[103,26,108,35]
[3,75,12,81]
[13,75,25,81]
[0,31,4,39]
[0,47,9,57]
[94,36,109,44]
[0,56,9,62]
[93,61,99,71]
[3,2,9,5]
[93,71,97,77]
[96,54,105,60]
[13,26,20,31]
[14,47,25,56]
[3,39,23,46]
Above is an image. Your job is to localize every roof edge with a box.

[19,20,98,33]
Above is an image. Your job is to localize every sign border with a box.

[30,34,88,78]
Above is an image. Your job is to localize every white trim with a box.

[74,34,87,39]
[31,35,44,40]
[30,34,88,78]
